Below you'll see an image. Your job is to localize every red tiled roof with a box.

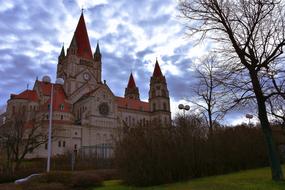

[37,81,71,113]
[11,90,38,102]
[127,73,136,88]
[116,96,150,111]
[72,13,93,60]
[153,60,163,77]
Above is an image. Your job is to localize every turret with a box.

[58,45,65,63]
[94,42,102,61]
[57,45,66,79]
[124,73,140,100]
[149,59,171,125]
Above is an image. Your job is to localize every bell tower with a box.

[56,13,102,101]
[149,60,171,125]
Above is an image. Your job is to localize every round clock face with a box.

[99,102,109,116]
[83,73,90,80]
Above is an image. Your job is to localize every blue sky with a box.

[0,0,250,124]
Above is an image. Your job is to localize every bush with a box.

[115,116,269,186]
[71,171,102,188]
[20,170,103,189]
[21,182,67,190]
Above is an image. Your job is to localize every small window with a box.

[63,141,66,147]
[45,143,48,150]
[46,114,49,119]
[61,115,63,120]
[153,103,156,111]
[75,132,78,136]
[74,144,77,150]
[60,104,64,110]
[58,141,61,147]
[48,104,50,110]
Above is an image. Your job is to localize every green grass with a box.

[94,165,285,190]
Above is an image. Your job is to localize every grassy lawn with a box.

[95,165,285,190]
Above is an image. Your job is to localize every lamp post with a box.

[46,77,64,172]
[245,114,253,126]
[178,104,190,118]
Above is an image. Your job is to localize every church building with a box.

[3,13,171,158]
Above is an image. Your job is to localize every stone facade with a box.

[2,13,171,158]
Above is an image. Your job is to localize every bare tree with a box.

[179,0,285,180]
[190,55,226,133]
[0,114,47,174]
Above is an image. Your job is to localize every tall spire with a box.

[70,12,93,59]
[153,59,163,77]
[127,73,136,88]
[94,41,102,61]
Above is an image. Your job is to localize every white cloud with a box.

[0,1,14,13]
[75,0,108,9]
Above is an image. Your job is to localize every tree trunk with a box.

[208,108,213,135]
[250,71,283,181]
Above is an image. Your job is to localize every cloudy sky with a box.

[0,0,251,124]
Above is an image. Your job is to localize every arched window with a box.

[153,103,156,111]
[163,102,167,110]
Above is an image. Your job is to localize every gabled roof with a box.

[127,73,136,89]
[153,60,163,77]
[10,90,38,102]
[71,13,93,60]
[116,96,150,112]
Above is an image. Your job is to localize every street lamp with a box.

[245,114,253,126]
[178,104,190,117]
[46,76,64,172]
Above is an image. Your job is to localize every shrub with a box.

[20,170,103,189]
[21,182,67,190]
[115,116,269,186]
[71,171,102,188]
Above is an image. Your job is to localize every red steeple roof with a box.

[127,73,136,88]
[72,13,93,60]
[153,59,163,77]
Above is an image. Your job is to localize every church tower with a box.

[124,73,140,100]
[56,13,102,102]
[149,60,171,125]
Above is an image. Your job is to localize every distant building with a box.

[3,13,171,158]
